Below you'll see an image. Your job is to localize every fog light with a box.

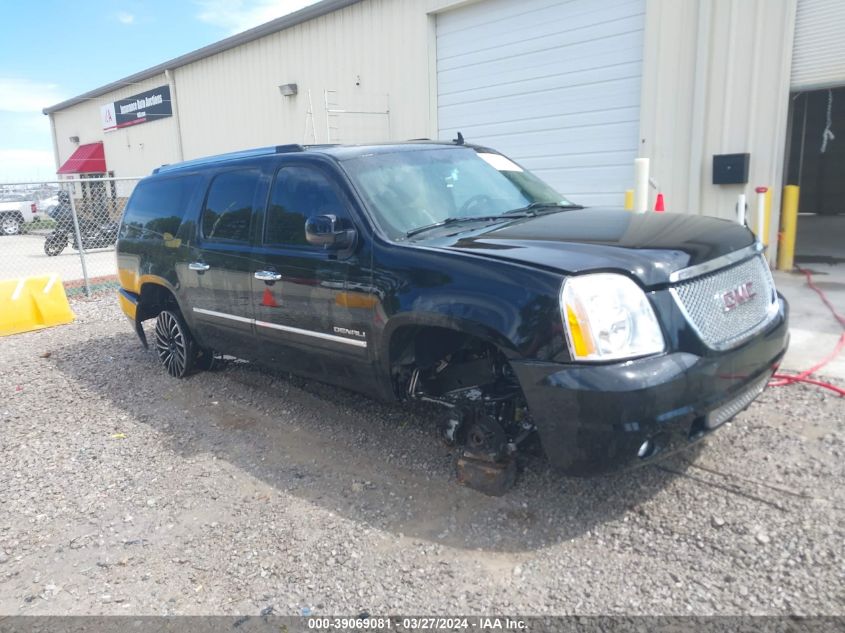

[637,440,653,458]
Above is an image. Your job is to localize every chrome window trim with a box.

[668,242,763,283]
[192,307,367,348]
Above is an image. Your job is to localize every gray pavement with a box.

[0,295,842,615]
[775,263,845,380]
[0,233,117,283]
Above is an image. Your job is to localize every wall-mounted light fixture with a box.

[278,83,298,97]
[69,136,80,144]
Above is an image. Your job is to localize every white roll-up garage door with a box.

[792,0,845,91]
[436,0,645,206]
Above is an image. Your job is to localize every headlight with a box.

[561,273,665,361]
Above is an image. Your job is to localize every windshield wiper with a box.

[404,203,580,239]
[405,215,522,238]
[502,201,583,216]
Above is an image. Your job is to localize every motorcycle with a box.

[44,193,120,256]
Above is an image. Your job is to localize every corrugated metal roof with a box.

[42,0,362,115]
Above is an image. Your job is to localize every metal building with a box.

[44,0,845,263]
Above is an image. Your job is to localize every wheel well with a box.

[137,283,178,322]
[389,325,509,398]
[1,211,23,221]
[389,326,485,370]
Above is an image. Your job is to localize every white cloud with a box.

[0,78,65,113]
[117,11,136,24]
[0,149,56,182]
[195,0,320,35]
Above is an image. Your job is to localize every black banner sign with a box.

[101,85,172,131]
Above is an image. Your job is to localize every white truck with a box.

[0,196,40,235]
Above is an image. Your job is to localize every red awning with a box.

[57,142,107,174]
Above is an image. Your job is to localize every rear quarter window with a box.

[121,175,202,239]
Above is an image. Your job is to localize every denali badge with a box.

[721,281,755,311]
[333,326,366,338]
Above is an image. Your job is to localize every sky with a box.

[0,0,319,182]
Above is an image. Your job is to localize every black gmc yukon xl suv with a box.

[116,141,788,494]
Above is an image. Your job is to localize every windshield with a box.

[341,147,575,239]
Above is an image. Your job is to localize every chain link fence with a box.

[0,176,140,296]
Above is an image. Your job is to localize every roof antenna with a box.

[453,131,464,145]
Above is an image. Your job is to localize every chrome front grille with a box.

[671,253,778,350]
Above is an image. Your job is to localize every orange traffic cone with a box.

[261,287,278,307]
[654,193,665,212]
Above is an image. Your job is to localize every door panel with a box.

[252,248,368,358]
[180,168,264,354]
[250,164,373,380]
[184,243,256,353]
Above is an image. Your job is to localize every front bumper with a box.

[510,298,789,475]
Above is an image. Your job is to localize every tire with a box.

[1,214,21,236]
[44,233,67,256]
[154,310,197,378]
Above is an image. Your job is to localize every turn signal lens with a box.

[565,303,595,358]
[561,273,665,362]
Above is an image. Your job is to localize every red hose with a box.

[769,265,845,397]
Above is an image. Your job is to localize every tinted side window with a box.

[121,175,201,239]
[265,166,348,247]
[201,170,260,243]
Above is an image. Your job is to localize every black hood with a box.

[424,208,755,287]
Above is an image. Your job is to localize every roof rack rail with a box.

[156,144,305,174]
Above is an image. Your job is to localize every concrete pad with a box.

[0,233,116,283]
[774,263,845,381]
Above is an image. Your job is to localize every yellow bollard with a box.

[777,185,800,271]
[624,189,634,211]
[764,188,772,247]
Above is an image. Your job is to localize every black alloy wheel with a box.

[154,310,196,378]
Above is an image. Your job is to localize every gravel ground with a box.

[0,294,843,616]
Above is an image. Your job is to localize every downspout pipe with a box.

[47,112,61,177]
[687,0,712,213]
[165,69,185,162]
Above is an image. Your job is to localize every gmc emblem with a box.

[721,281,755,311]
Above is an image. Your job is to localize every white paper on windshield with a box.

[478,152,524,172]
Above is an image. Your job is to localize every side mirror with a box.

[305,214,356,250]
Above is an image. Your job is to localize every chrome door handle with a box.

[188,262,210,272]
[254,270,282,281]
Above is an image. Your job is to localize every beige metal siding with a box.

[639,0,796,260]
[174,0,434,158]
